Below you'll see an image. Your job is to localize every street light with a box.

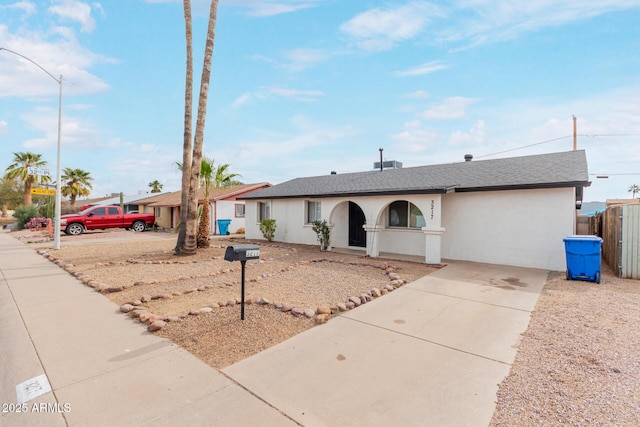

[1,47,63,250]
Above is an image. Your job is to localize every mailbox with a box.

[224,244,260,262]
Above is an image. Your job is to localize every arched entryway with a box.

[348,201,366,247]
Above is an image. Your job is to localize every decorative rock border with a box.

[36,248,408,332]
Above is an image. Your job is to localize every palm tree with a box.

[148,180,163,193]
[3,152,50,206]
[61,168,93,209]
[213,162,242,188]
[629,184,640,199]
[196,157,214,248]
[175,0,194,255]
[176,0,220,255]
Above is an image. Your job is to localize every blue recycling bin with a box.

[217,219,232,235]
[563,235,602,283]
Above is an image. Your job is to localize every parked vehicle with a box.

[60,206,155,235]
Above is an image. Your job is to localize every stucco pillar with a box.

[422,226,445,265]
[363,225,383,258]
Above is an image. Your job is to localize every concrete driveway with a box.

[223,260,547,426]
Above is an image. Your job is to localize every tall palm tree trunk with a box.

[175,0,194,254]
[182,0,219,255]
[24,179,33,207]
[197,198,211,248]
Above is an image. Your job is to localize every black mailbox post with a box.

[223,244,260,320]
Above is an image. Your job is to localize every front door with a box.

[348,202,366,247]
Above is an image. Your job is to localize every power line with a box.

[475,135,573,159]
[475,132,640,160]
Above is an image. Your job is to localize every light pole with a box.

[1,47,63,250]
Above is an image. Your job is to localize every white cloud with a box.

[0,25,112,98]
[0,1,37,16]
[390,119,440,152]
[267,87,324,102]
[0,120,8,134]
[394,60,450,77]
[221,115,354,182]
[48,0,97,33]
[282,48,328,72]
[420,97,479,120]
[449,120,486,146]
[404,90,430,99]
[438,0,640,48]
[340,1,443,51]
[145,0,326,17]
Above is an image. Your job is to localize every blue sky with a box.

[1,0,640,202]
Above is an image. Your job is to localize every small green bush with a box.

[312,220,331,251]
[13,205,40,230]
[259,219,276,242]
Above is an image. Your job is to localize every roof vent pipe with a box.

[464,154,473,162]
[379,148,383,171]
[330,171,337,175]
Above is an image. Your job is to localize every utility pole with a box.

[573,115,577,151]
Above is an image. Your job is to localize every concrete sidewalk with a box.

[0,232,296,427]
[1,231,547,426]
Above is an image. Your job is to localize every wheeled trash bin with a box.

[216,219,232,235]
[563,235,603,283]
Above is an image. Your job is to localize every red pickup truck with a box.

[60,206,156,235]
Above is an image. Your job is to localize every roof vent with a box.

[373,160,403,170]
[330,171,337,175]
[464,154,473,162]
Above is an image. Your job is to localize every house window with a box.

[235,203,245,218]
[306,201,321,224]
[388,201,425,229]
[258,202,271,221]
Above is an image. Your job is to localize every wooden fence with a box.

[601,204,640,279]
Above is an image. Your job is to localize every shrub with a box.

[312,220,331,251]
[13,205,40,230]
[25,217,49,229]
[259,219,276,242]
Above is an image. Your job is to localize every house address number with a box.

[246,250,260,258]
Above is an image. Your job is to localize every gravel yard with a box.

[491,266,640,426]
[21,229,434,369]
[14,228,640,424]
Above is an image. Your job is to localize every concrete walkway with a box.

[0,232,547,426]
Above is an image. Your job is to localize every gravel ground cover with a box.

[491,266,640,426]
[20,229,434,370]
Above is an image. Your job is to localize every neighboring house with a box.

[79,193,162,213]
[240,150,590,271]
[137,183,271,234]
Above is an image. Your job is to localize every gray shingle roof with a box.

[241,150,590,200]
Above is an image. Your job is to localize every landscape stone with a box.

[147,320,166,332]
[138,312,153,323]
[120,304,135,313]
[371,288,382,297]
[315,313,330,324]
[200,307,213,313]
[317,306,331,315]
[348,296,361,307]
[291,308,304,317]
[337,302,348,312]
[304,309,316,318]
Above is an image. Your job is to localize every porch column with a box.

[363,224,383,258]
[422,226,445,265]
